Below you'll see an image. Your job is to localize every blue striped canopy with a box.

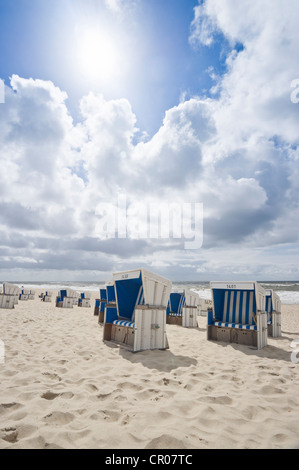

[212,288,257,326]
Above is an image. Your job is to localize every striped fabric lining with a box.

[177,294,185,316]
[222,290,255,325]
[130,286,144,323]
[136,286,144,306]
[265,294,272,323]
[113,320,135,328]
[214,321,257,331]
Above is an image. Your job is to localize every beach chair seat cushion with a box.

[213,321,257,331]
[168,312,183,317]
[113,320,135,328]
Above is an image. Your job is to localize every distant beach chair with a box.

[99,281,116,325]
[103,269,172,352]
[78,292,91,308]
[56,289,78,308]
[94,288,106,317]
[0,283,20,309]
[42,291,52,302]
[94,288,108,321]
[265,289,282,337]
[166,289,199,328]
[28,290,35,300]
[198,298,213,317]
[19,288,30,301]
[207,281,268,349]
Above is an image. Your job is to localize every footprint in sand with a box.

[0,403,22,414]
[41,391,60,401]
[42,372,62,382]
[43,411,75,425]
[1,427,18,443]
[199,395,233,405]
[41,391,74,400]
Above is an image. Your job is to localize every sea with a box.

[4,280,299,305]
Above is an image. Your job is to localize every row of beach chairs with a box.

[0,284,37,307]
[94,270,282,353]
[56,289,91,308]
[0,275,282,354]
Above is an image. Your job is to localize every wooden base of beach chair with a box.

[94,307,99,316]
[98,311,104,324]
[103,308,169,353]
[43,296,51,302]
[166,315,183,326]
[110,324,135,349]
[208,325,258,348]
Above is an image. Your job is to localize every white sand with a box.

[0,289,298,449]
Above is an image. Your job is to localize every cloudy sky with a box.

[0,0,299,282]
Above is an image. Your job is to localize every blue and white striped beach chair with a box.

[265,289,281,337]
[19,289,29,301]
[96,286,110,323]
[103,269,172,352]
[56,289,78,308]
[207,282,268,349]
[78,292,91,308]
[101,281,117,324]
[94,288,107,318]
[166,289,199,327]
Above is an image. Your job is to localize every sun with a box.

[77,28,121,82]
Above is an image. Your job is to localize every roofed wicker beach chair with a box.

[56,289,78,308]
[198,298,213,317]
[28,290,35,300]
[78,292,91,308]
[166,289,199,328]
[207,281,268,349]
[95,287,108,321]
[42,291,52,302]
[0,283,20,309]
[103,269,172,352]
[19,288,30,301]
[265,289,282,337]
[98,281,116,325]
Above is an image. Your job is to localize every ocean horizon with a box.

[3,280,299,305]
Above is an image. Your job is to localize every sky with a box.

[0,0,299,282]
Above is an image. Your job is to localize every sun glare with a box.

[77,29,121,82]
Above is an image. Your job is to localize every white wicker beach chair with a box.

[0,283,20,309]
[265,289,282,337]
[103,269,172,352]
[166,289,199,328]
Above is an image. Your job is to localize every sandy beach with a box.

[0,289,298,449]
